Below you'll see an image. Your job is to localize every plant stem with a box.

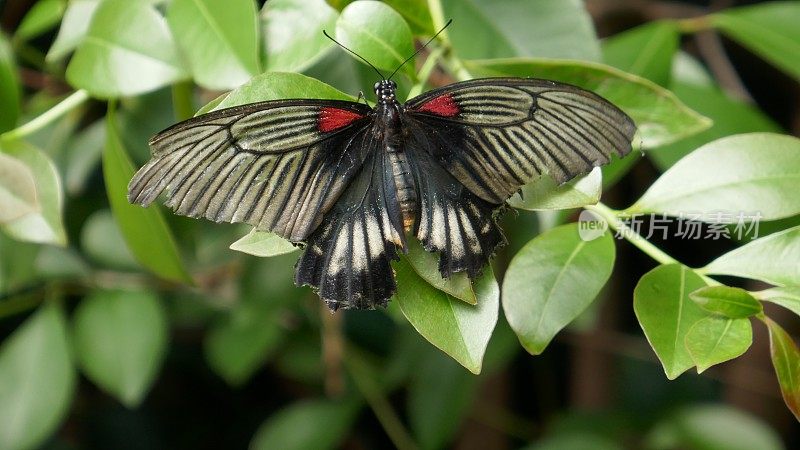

[345,350,419,450]
[677,15,713,34]
[1,90,90,142]
[426,0,450,45]
[408,47,444,98]
[585,202,678,265]
[171,81,195,121]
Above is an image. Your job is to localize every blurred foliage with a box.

[1,0,799,449]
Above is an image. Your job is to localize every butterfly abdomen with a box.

[386,144,417,231]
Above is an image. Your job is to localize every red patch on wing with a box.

[415,94,460,117]
[318,107,364,132]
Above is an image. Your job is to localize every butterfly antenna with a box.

[388,18,453,81]
[323,30,385,80]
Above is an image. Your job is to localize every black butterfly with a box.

[128,76,635,310]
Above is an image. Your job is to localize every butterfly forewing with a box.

[404,78,636,204]
[128,100,372,242]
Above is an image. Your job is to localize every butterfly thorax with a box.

[375,80,417,232]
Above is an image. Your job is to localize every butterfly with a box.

[127,74,635,310]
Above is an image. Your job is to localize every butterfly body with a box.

[128,77,636,310]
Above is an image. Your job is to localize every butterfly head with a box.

[374,80,397,103]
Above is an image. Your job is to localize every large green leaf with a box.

[73,289,168,408]
[250,399,360,450]
[0,303,75,450]
[689,286,763,318]
[261,0,338,72]
[633,264,709,379]
[0,141,67,246]
[630,133,800,220]
[66,0,187,98]
[168,0,260,90]
[712,2,800,82]
[395,260,498,374]
[47,0,100,61]
[508,168,601,211]
[647,81,781,171]
[104,109,191,283]
[405,238,476,305]
[15,0,66,42]
[204,301,284,387]
[756,286,800,317]
[465,58,711,148]
[0,152,37,223]
[685,316,752,373]
[764,317,800,421]
[602,20,679,86]
[0,35,20,133]
[502,223,615,355]
[209,71,353,112]
[383,0,433,35]
[335,1,414,74]
[702,225,800,287]
[442,0,600,61]
[655,405,783,450]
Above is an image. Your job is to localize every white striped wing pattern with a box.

[128,100,372,242]
[404,78,636,204]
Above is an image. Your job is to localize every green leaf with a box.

[756,286,800,317]
[0,32,21,133]
[47,0,100,61]
[73,289,168,408]
[408,350,479,450]
[80,209,139,270]
[250,399,359,450]
[764,317,800,421]
[0,141,67,246]
[395,261,498,374]
[465,58,711,148]
[684,316,752,373]
[647,81,781,171]
[442,0,600,61]
[703,225,800,287]
[229,228,298,258]
[211,71,353,112]
[66,0,187,98]
[508,167,601,211]
[168,0,260,90]
[712,2,800,82]
[630,133,800,220]
[335,1,414,73]
[689,286,762,318]
[204,302,284,387]
[656,405,783,450]
[0,303,75,450]
[0,151,37,223]
[383,0,433,35]
[64,119,106,195]
[633,264,709,379]
[602,20,679,86]
[261,0,338,72]
[502,223,615,355]
[405,238,476,305]
[15,0,66,41]
[104,108,191,283]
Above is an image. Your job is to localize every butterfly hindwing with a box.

[128,99,372,242]
[404,78,636,204]
[295,129,405,310]
[405,122,506,279]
